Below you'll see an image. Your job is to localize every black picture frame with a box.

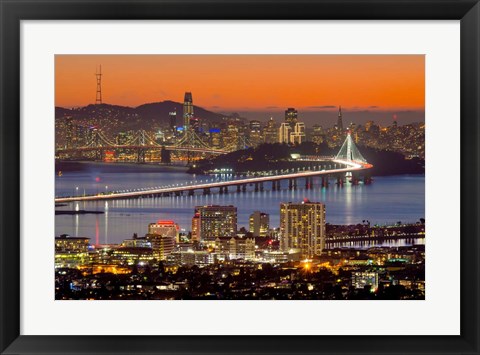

[1,1,479,354]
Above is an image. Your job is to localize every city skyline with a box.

[55,55,424,124]
[54,54,425,300]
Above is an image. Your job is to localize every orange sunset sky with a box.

[55,55,424,113]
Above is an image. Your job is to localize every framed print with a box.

[1,0,479,354]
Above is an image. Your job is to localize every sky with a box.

[55,55,425,125]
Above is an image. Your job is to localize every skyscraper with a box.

[193,205,237,243]
[183,92,194,130]
[169,109,177,133]
[148,220,180,243]
[263,117,278,144]
[249,211,270,237]
[289,122,306,145]
[278,123,292,144]
[337,106,343,131]
[285,108,298,130]
[280,200,326,258]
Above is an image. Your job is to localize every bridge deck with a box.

[55,160,372,203]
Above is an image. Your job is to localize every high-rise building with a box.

[263,117,278,144]
[337,106,343,131]
[248,120,262,147]
[249,120,261,131]
[148,220,180,243]
[194,205,237,243]
[249,211,270,237]
[312,124,324,145]
[145,234,175,261]
[169,109,177,133]
[191,211,201,242]
[280,200,326,258]
[278,123,292,144]
[183,92,194,130]
[285,108,298,130]
[290,122,306,145]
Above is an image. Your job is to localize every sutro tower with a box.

[95,65,102,105]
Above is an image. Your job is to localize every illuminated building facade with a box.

[352,271,379,291]
[191,212,201,242]
[54,235,90,268]
[337,106,343,131]
[311,124,324,144]
[285,107,298,130]
[228,237,255,260]
[280,200,326,258]
[148,220,180,243]
[183,92,194,130]
[290,122,306,144]
[145,234,175,261]
[194,205,237,243]
[263,117,278,144]
[169,109,177,133]
[249,211,269,237]
[278,123,292,144]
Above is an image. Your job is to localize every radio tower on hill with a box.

[95,65,102,105]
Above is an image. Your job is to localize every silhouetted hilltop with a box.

[188,142,424,176]
[55,101,238,133]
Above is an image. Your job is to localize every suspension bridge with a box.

[56,128,251,162]
[55,133,372,203]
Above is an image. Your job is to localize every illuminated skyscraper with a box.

[169,109,177,133]
[148,220,180,243]
[263,117,278,144]
[285,108,298,130]
[249,211,270,237]
[278,123,292,144]
[290,122,306,144]
[183,92,194,130]
[280,200,326,258]
[194,205,237,243]
[337,106,343,131]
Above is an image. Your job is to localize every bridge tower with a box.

[95,65,102,105]
[335,132,366,163]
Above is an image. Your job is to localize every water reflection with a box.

[55,164,425,245]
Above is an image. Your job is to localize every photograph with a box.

[54,54,425,301]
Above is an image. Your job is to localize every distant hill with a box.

[135,101,225,123]
[55,101,239,134]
